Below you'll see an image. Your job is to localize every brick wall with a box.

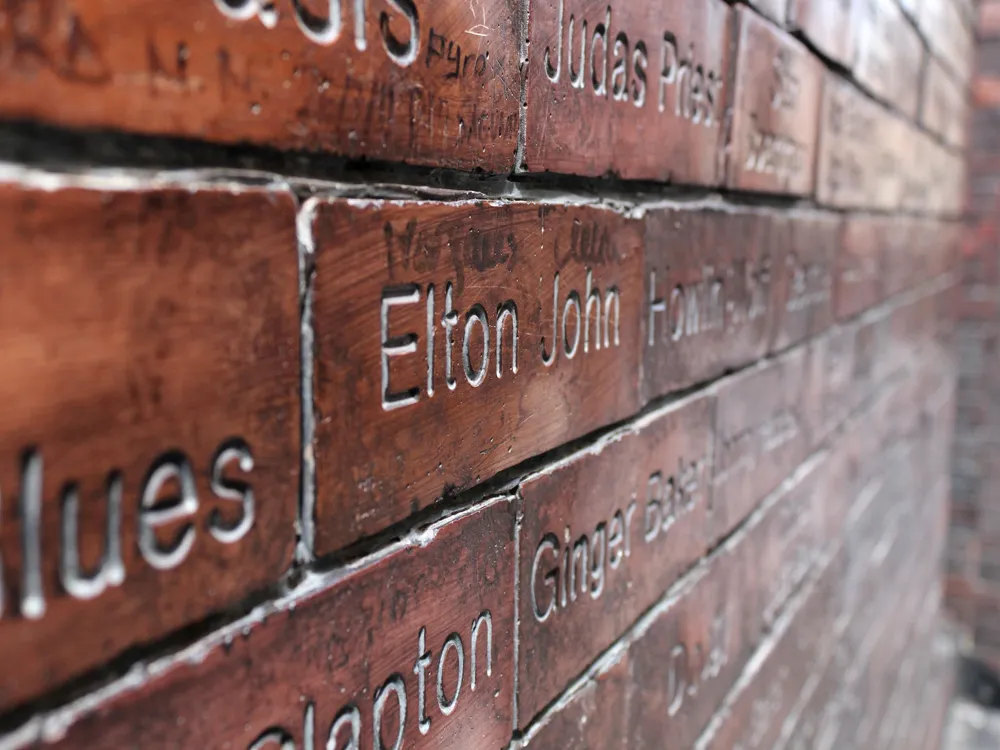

[0,0,969,747]
[949,0,1000,674]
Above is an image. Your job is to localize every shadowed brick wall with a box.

[0,0,973,748]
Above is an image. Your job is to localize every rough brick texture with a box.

[0,0,970,748]
[947,0,1000,677]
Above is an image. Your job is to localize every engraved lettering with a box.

[380,0,419,67]
[463,304,490,387]
[292,0,343,45]
[441,281,459,391]
[329,705,362,749]
[562,291,582,359]
[590,7,611,97]
[470,610,493,689]
[139,453,199,571]
[380,285,421,411]
[436,633,464,715]
[668,643,688,716]
[373,674,406,750]
[567,14,587,89]
[611,32,629,101]
[413,626,432,734]
[20,449,45,619]
[542,270,622,365]
[632,41,647,107]
[495,301,518,377]
[531,502,636,622]
[248,728,295,750]
[208,439,255,544]
[426,284,436,396]
[531,533,559,622]
[545,0,565,82]
[59,473,125,601]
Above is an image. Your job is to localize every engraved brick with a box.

[787,0,855,67]
[726,8,823,196]
[521,658,630,750]
[0,182,300,710]
[697,553,840,750]
[642,206,781,401]
[27,497,516,749]
[516,392,713,725]
[814,314,892,434]
[521,0,732,183]
[922,55,969,150]
[712,347,818,541]
[625,456,826,748]
[0,0,521,171]
[816,75,901,210]
[309,200,643,555]
[770,211,837,351]
[837,215,889,320]
[853,0,923,117]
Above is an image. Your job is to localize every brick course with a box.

[0,0,971,747]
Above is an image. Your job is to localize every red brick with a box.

[787,0,855,67]
[308,200,644,555]
[816,75,901,210]
[0,0,520,171]
[516,391,714,725]
[923,56,969,149]
[28,497,517,749]
[898,128,967,216]
[696,552,840,750]
[520,657,630,750]
[837,215,889,320]
[853,0,923,117]
[642,206,781,400]
[0,182,300,711]
[711,347,818,540]
[726,9,823,195]
[626,455,829,748]
[522,0,732,183]
[770,211,837,351]
[814,314,893,435]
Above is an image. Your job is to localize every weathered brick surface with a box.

[0,182,301,712]
[0,0,969,745]
[947,0,1000,680]
[725,9,822,195]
